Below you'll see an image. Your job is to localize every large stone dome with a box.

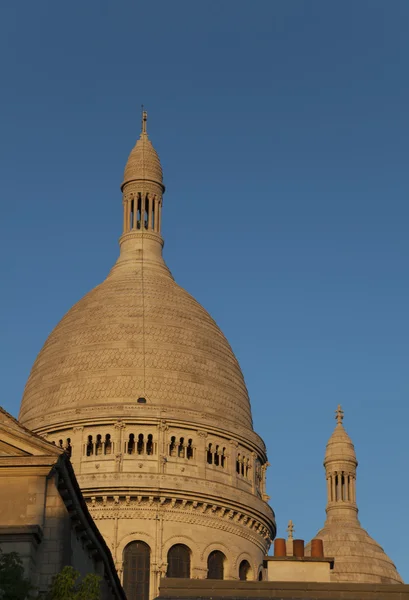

[18,115,275,599]
[19,255,253,434]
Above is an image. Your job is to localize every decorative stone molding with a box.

[86,494,272,546]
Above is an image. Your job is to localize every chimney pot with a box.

[274,538,287,557]
[293,539,305,557]
[311,538,324,558]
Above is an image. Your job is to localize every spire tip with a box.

[335,404,344,425]
[141,107,147,135]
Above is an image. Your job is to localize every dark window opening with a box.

[178,437,185,458]
[167,544,190,578]
[96,434,102,455]
[144,195,149,229]
[137,196,142,229]
[169,436,176,457]
[123,541,150,600]
[186,439,193,459]
[214,446,220,466]
[105,434,112,455]
[137,397,147,404]
[207,444,213,465]
[86,435,93,456]
[137,434,144,455]
[147,434,153,456]
[239,560,250,581]
[207,550,225,580]
[128,434,135,454]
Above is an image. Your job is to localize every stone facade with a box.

[0,407,125,599]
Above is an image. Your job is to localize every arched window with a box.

[258,570,263,581]
[167,544,190,578]
[123,541,150,600]
[128,433,135,454]
[96,434,102,455]
[186,439,193,459]
[86,435,93,456]
[239,560,251,581]
[146,434,153,456]
[105,434,112,455]
[207,443,213,464]
[214,446,220,466]
[178,437,185,458]
[207,550,225,579]
[137,433,144,455]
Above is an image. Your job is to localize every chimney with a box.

[310,538,324,558]
[274,538,287,557]
[293,539,305,557]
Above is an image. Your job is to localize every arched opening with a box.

[137,433,144,455]
[144,195,149,229]
[86,435,93,456]
[167,544,190,578]
[128,433,135,454]
[105,433,112,455]
[258,570,263,581]
[186,439,193,459]
[239,560,251,581]
[146,434,153,455]
[207,443,213,465]
[214,446,220,466]
[123,540,150,600]
[207,550,225,579]
[137,196,142,229]
[178,437,185,458]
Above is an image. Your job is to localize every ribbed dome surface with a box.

[307,523,403,584]
[122,134,163,189]
[19,260,253,432]
[324,423,357,464]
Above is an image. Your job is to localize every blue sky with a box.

[1,0,409,579]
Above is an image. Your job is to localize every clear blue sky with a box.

[1,0,408,580]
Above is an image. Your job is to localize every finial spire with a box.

[141,108,147,135]
[335,404,344,425]
[287,520,294,540]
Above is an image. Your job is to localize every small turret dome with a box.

[121,111,164,190]
[306,406,402,584]
[324,406,357,465]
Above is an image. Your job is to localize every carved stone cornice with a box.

[85,493,273,549]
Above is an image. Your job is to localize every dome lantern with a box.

[324,405,358,523]
[121,110,165,239]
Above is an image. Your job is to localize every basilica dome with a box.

[19,258,253,433]
[18,113,275,599]
[19,110,259,442]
